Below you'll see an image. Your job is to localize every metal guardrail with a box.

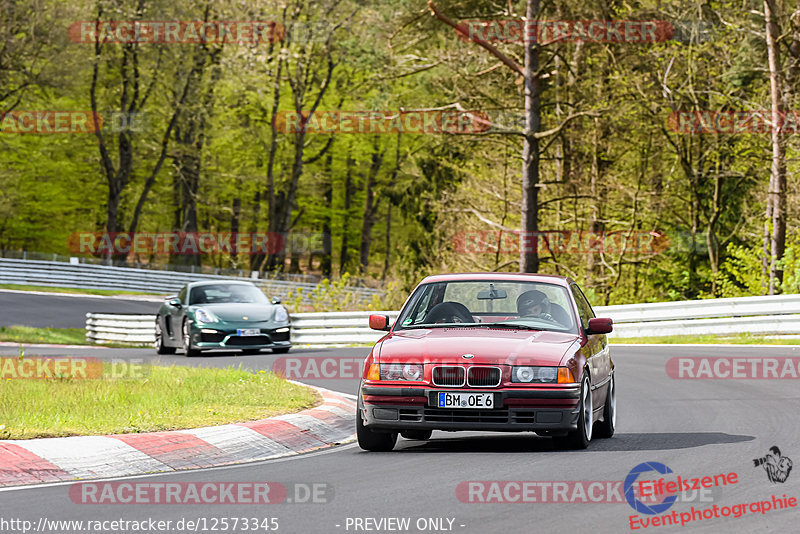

[0,249,326,283]
[85,294,800,347]
[0,258,383,304]
[85,314,156,345]
[597,294,800,323]
[291,311,401,345]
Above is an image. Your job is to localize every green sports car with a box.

[155,280,291,356]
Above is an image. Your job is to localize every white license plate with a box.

[237,328,261,336]
[436,392,494,409]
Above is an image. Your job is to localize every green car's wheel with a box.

[154,318,176,355]
[182,319,201,357]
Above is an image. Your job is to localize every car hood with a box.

[377,327,580,366]
[191,303,275,323]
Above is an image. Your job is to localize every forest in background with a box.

[1,0,799,306]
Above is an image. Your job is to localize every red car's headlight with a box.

[378,363,424,382]
[512,366,576,384]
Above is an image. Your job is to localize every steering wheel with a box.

[424,302,474,324]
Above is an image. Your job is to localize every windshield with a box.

[395,280,577,333]
[189,284,269,305]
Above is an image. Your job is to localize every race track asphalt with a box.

[1,343,799,533]
[0,290,161,328]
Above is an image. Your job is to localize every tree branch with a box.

[427,1,524,76]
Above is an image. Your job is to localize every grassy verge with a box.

[612,333,800,345]
[0,325,88,345]
[0,283,160,297]
[0,363,319,439]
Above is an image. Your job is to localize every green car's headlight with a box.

[274,306,289,322]
[195,308,217,324]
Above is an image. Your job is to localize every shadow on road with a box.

[587,432,755,451]
[392,431,754,453]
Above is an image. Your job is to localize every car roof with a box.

[418,272,573,286]
[186,280,258,288]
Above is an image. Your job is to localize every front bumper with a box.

[360,385,580,433]
[191,326,291,350]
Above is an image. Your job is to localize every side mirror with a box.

[167,298,182,308]
[586,317,613,335]
[271,297,281,305]
[369,314,390,331]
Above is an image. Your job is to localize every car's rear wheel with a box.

[182,319,201,357]
[356,405,397,451]
[595,373,616,438]
[154,318,176,355]
[555,373,592,450]
[272,347,291,354]
[400,430,432,441]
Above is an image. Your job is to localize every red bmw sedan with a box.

[357,273,615,451]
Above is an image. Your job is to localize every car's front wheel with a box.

[182,319,201,357]
[356,405,397,451]
[555,373,592,450]
[595,373,616,438]
[154,318,176,355]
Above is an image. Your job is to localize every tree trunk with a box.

[765,0,787,294]
[520,0,541,273]
[359,136,385,275]
[339,153,355,276]
[230,196,241,266]
[321,150,334,277]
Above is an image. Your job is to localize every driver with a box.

[517,290,554,321]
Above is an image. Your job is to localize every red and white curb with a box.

[0,385,355,487]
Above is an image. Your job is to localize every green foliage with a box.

[712,243,765,298]
[711,240,800,298]
[0,0,797,309]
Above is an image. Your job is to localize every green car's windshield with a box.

[189,284,269,305]
[395,280,578,333]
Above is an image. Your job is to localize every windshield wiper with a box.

[482,323,542,330]
[402,323,482,329]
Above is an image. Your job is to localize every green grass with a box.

[0,325,88,345]
[612,333,800,345]
[0,363,319,439]
[0,283,160,297]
